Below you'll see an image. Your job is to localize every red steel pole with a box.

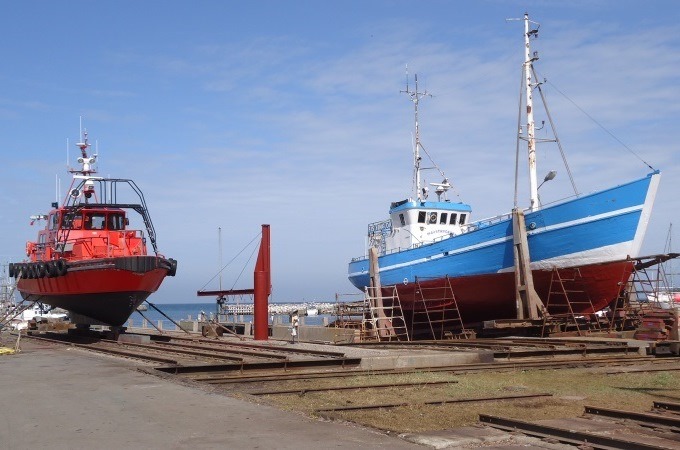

[253,224,271,340]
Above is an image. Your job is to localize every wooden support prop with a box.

[368,247,395,338]
[512,208,546,320]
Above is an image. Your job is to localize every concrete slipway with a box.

[0,340,421,450]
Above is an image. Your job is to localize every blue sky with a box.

[1,1,679,304]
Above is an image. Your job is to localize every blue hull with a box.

[348,172,660,309]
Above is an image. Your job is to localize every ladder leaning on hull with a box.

[364,247,471,341]
[362,285,409,342]
[411,276,470,340]
[364,247,408,341]
[541,267,603,337]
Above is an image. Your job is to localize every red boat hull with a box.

[391,260,633,325]
[17,256,172,326]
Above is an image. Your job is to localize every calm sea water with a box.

[129,302,331,328]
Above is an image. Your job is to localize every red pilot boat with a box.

[8,128,177,326]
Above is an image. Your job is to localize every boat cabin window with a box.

[62,213,78,229]
[440,213,448,224]
[399,214,406,226]
[418,211,426,224]
[84,212,106,230]
[460,214,467,225]
[428,212,437,224]
[449,213,457,225]
[48,213,59,231]
[108,213,125,230]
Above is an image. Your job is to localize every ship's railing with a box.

[351,190,590,262]
[62,177,160,255]
[46,229,147,260]
[351,211,514,262]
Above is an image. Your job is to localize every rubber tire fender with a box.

[45,261,58,278]
[37,262,47,278]
[12,263,21,279]
[55,259,68,276]
[167,258,178,277]
[8,263,14,278]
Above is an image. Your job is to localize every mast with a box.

[523,13,540,210]
[218,227,223,292]
[68,121,99,201]
[73,130,97,176]
[401,73,431,201]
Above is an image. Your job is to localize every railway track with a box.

[20,331,358,369]
[18,330,680,385]
[315,392,553,414]
[178,355,680,385]
[480,401,680,449]
[340,337,645,359]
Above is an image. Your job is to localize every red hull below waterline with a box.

[17,257,172,326]
[391,260,634,324]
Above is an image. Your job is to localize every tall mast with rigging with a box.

[523,13,540,210]
[401,72,432,202]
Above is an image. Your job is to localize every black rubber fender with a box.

[8,263,14,278]
[45,261,58,278]
[14,263,24,278]
[37,262,47,278]
[168,258,178,277]
[55,259,68,276]
[10,263,19,279]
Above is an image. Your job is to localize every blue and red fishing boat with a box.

[347,14,660,325]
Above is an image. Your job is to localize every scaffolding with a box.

[538,254,679,338]
[609,254,680,339]
[332,292,366,330]
[628,254,678,310]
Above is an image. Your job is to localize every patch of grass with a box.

[251,366,680,432]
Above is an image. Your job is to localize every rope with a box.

[229,242,260,291]
[418,142,463,201]
[197,231,262,292]
[543,78,656,172]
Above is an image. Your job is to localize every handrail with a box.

[352,211,516,261]
[31,229,146,261]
